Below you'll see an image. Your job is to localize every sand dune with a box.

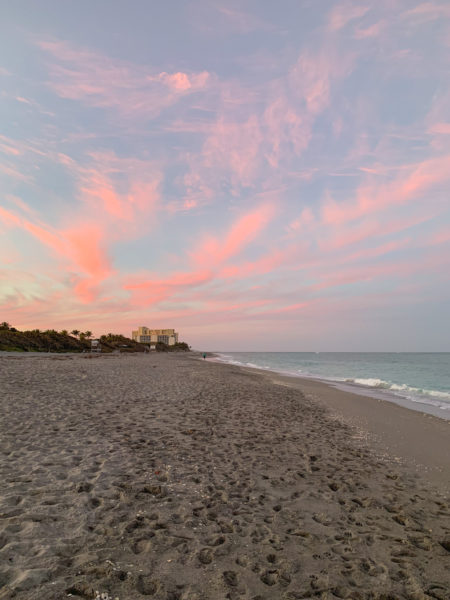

[0,352,449,599]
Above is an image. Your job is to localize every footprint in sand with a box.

[198,548,213,564]
[136,574,159,595]
[260,569,279,586]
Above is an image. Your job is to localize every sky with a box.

[0,1,449,351]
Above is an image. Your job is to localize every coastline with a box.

[209,352,450,421]
[227,363,450,493]
[1,352,449,599]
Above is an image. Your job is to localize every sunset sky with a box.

[1,1,449,351]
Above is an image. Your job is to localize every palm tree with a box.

[84,330,92,339]
[60,329,68,336]
[0,321,10,330]
[71,329,80,338]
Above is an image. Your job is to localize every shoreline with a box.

[209,357,450,494]
[209,353,450,421]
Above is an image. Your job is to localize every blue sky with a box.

[1,1,449,350]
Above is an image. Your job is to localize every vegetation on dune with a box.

[0,325,90,353]
[98,333,147,353]
[0,324,190,353]
[155,341,190,352]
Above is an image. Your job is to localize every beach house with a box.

[90,339,101,352]
[131,327,179,347]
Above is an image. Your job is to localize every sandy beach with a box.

[1,352,449,600]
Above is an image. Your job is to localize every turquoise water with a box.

[215,352,450,419]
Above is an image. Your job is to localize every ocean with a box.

[214,352,450,420]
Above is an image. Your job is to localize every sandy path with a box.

[0,353,449,599]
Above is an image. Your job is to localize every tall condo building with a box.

[132,327,179,346]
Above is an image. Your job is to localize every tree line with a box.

[1,322,92,339]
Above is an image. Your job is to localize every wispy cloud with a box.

[403,2,450,22]
[37,39,211,118]
[327,3,370,31]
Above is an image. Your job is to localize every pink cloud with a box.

[286,207,315,233]
[322,155,450,226]
[182,44,355,196]
[320,206,436,255]
[0,206,22,228]
[307,240,450,296]
[403,2,450,22]
[248,300,312,317]
[0,140,21,156]
[121,203,278,309]
[0,206,113,303]
[428,123,450,135]
[191,204,275,269]
[342,238,412,265]
[201,115,264,188]
[289,46,355,118]
[15,96,33,105]
[289,52,331,115]
[81,174,126,220]
[38,39,211,118]
[215,6,275,34]
[218,243,301,281]
[59,150,161,232]
[65,225,110,278]
[263,97,311,166]
[354,21,384,39]
[425,226,450,246]
[124,269,213,307]
[6,195,38,218]
[327,3,370,31]
[191,4,275,37]
[23,221,65,255]
[0,163,33,182]
[65,225,112,302]
[178,41,356,200]
[1,142,164,306]
[159,71,209,92]
[180,170,214,210]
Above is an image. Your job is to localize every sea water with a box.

[214,352,450,420]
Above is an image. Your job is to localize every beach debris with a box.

[94,592,119,600]
[140,484,165,496]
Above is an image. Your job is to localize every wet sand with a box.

[1,352,449,599]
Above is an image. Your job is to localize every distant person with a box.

[202,353,206,359]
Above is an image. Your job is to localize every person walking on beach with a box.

[202,353,206,359]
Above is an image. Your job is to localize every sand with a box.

[0,352,449,600]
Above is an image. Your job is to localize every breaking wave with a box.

[214,353,450,415]
[345,377,450,406]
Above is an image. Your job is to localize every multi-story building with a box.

[132,327,179,346]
